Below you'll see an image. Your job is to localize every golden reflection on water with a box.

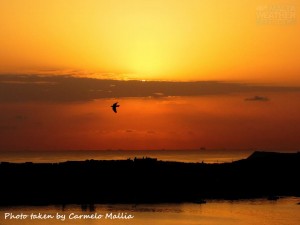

[1,197,300,225]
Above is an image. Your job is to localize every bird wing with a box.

[111,102,119,113]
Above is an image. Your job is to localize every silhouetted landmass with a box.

[0,151,299,205]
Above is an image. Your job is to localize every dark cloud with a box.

[125,129,135,133]
[245,96,270,101]
[0,74,299,103]
[147,130,156,134]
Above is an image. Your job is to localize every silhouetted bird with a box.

[111,102,120,113]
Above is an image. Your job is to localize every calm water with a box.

[1,197,299,225]
[0,150,254,163]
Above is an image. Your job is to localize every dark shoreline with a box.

[0,151,299,206]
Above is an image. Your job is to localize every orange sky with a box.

[1,92,300,151]
[0,0,299,83]
[1,1,300,151]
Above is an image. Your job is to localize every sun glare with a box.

[0,0,300,84]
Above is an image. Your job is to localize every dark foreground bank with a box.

[0,151,299,205]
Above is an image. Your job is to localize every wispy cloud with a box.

[1,74,300,103]
[245,96,270,101]
[125,129,135,133]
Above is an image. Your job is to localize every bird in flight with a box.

[111,102,120,113]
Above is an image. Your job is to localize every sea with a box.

[1,150,299,225]
[0,149,255,164]
[1,197,300,225]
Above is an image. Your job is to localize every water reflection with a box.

[80,204,96,212]
[1,197,300,225]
